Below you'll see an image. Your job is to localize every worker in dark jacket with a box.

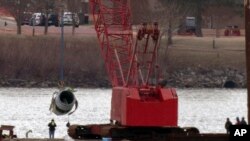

[48,119,57,139]
[240,117,247,125]
[225,118,232,134]
[235,117,241,125]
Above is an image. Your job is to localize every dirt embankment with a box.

[0,35,246,88]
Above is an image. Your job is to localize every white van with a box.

[30,13,44,26]
[59,12,79,27]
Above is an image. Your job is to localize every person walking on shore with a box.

[48,119,57,139]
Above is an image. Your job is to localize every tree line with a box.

[131,0,243,46]
[0,0,243,38]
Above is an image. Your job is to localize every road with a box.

[0,16,96,36]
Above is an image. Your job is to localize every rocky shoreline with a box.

[0,77,111,88]
[165,67,246,88]
[0,67,246,88]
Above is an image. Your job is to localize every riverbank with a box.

[0,67,245,88]
[0,35,246,88]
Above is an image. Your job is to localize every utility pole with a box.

[245,0,250,124]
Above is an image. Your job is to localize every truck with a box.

[178,16,196,35]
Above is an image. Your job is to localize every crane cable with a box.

[49,11,78,127]
[154,26,167,86]
[60,10,65,87]
[58,12,78,120]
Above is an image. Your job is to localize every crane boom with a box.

[89,0,177,127]
[90,0,161,88]
[90,0,135,87]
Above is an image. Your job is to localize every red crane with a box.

[89,0,177,126]
[67,0,198,139]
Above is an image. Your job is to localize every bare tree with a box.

[194,0,203,37]
[157,0,191,47]
[0,0,32,34]
[203,0,241,37]
[35,0,56,35]
[186,0,239,37]
[66,0,82,35]
[130,0,152,24]
[131,0,191,47]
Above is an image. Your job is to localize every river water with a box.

[0,88,247,138]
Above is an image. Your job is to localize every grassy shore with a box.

[0,34,107,87]
[0,35,246,87]
[161,36,245,71]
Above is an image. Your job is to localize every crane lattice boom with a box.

[89,0,177,127]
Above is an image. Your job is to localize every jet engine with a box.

[49,89,78,115]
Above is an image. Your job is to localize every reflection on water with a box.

[0,88,247,138]
[178,89,247,133]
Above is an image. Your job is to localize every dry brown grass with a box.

[0,35,246,87]
[158,36,245,72]
[0,35,105,84]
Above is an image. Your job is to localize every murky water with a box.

[0,88,247,138]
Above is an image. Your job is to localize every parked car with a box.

[224,25,241,36]
[48,14,59,26]
[40,13,59,26]
[29,13,44,26]
[58,12,79,27]
[29,12,59,26]
[21,12,32,25]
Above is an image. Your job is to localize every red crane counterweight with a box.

[111,87,178,126]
